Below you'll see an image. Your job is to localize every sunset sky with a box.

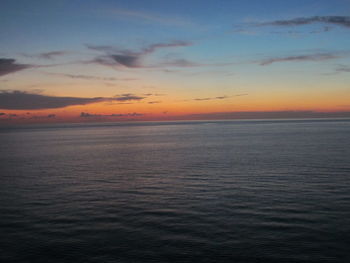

[1,0,350,123]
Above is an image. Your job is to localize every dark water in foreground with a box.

[1,119,350,263]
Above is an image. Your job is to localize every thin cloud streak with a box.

[23,51,68,60]
[86,41,191,55]
[258,53,343,66]
[109,8,194,27]
[257,16,350,28]
[160,59,201,68]
[325,65,350,75]
[37,51,67,59]
[310,26,332,34]
[180,111,350,120]
[80,112,143,117]
[193,94,247,101]
[336,65,350,73]
[45,72,137,81]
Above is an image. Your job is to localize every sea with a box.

[0,119,350,263]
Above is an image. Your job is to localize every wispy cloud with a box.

[87,41,192,68]
[336,65,350,73]
[0,90,145,110]
[87,41,231,69]
[80,112,143,117]
[23,51,68,60]
[143,93,165,96]
[193,94,247,101]
[310,26,332,34]
[194,95,229,101]
[257,16,350,28]
[45,72,137,81]
[160,58,200,68]
[258,52,343,66]
[179,111,350,120]
[109,8,193,27]
[142,42,192,54]
[325,64,350,75]
[0,58,32,76]
[87,41,191,56]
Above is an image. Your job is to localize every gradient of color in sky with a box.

[1,0,350,123]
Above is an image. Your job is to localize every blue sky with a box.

[1,0,349,53]
[0,0,350,122]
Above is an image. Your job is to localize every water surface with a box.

[1,119,350,262]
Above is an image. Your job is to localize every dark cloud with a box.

[0,90,102,110]
[0,58,32,76]
[29,114,57,119]
[91,55,142,68]
[0,90,145,110]
[113,94,144,101]
[258,16,350,28]
[81,112,94,117]
[80,112,143,117]
[148,101,161,104]
[258,53,341,66]
[109,54,140,68]
[87,41,192,68]
[0,112,6,116]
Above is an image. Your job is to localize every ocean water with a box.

[0,119,350,263]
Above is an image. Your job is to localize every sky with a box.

[1,0,350,123]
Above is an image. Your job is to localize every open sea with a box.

[0,119,350,263]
